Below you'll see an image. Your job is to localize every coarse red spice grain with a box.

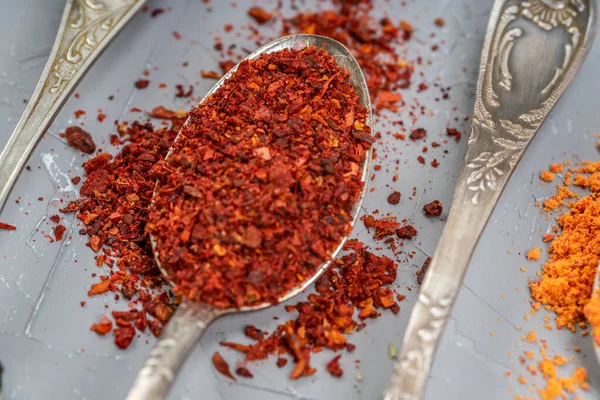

[446,127,461,141]
[416,256,432,285]
[65,126,96,154]
[135,79,150,89]
[212,352,236,381]
[148,46,372,309]
[236,367,254,378]
[201,70,221,79]
[387,191,401,205]
[423,200,443,217]
[53,225,66,241]
[326,355,343,377]
[175,84,193,98]
[396,224,417,240]
[248,6,273,24]
[410,128,427,140]
[0,222,16,231]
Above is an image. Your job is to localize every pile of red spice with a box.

[148,46,373,308]
[60,120,182,348]
[218,240,401,379]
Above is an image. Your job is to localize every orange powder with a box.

[526,248,541,261]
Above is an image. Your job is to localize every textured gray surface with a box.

[0,0,599,399]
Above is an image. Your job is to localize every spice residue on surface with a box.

[65,126,96,154]
[149,46,373,309]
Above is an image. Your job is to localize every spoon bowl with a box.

[126,34,372,400]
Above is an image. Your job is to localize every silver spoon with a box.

[125,34,372,400]
[382,1,596,399]
[0,0,146,216]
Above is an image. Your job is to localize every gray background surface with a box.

[0,0,599,399]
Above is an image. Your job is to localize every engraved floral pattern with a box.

[522,0,585,30]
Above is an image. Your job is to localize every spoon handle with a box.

[127,301,224,400]
[0,0,145,215]
[382,1,596,399]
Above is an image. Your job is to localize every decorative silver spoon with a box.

[125,34,372,400]
[0,0,146,216]
[382,1,596,399]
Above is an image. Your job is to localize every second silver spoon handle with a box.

[126,301,224,400]
[383,1,596,399]
[0,0,145,215]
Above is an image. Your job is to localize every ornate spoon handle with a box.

[382,1,596,399]
[0,0,145,214]
[126,301,225,400]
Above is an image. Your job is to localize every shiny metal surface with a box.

[382,1,597,399]
[127,34,372,400]
[0,0,146,215]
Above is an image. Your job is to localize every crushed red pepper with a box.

[0,222,16,231]
[148,46,372,308]
[212,352,236,381]
[248,7,273,24]
[53,225,66,241]
[65,126,96,154]
[135,79,150,89]
[423,200,443,217]
[387,191,401,205]
[218,243,399,379]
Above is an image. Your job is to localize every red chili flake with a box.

[434,17,446,27]
[326,355,343,377]
[71,176,81,185]
[219,60,236,74]
[423,200,443,217]
[175,84,193,98]
[276,357,288,368]
[158,83,167,89]
[0,222,16,231]
[244,325,264,341]
[224,24,234,32]
[543,233,555,243]
[431,159,439,168]
[150,8,165,17]
[410,128,427,140]
[65,126,96,154]
[172,31,182,40]
[431,142,441,147]
[53,224,66,241]
[396,225,417,240]
[114,326,135,349]
[235,367,254,378]
[135,79,150,89]
[50,215,61,223]
[416,257,432,285]
[109,135,121,146]
[248,7,273,24]
[387,191,401,205]
[97,113,107,123]
[149,47,372,309]
[417,156,425,164]
[446,127,462,141]
[74,109,86,119]
[147,106,181,120]
[90,315,113,335]
[201,70,222,79]
[88,280,111,296]
[212,352,236,381]
[400,20,413,40]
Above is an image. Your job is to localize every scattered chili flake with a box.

[90,315,113,335]
[244,325,264,341]
[396,225,417,240]
[540,170,555,182]
[65,126,96,154]
[542,233,554,243]
[201,70,222,79]
[0,222,16,231]
[220,247,399,378]
[219,60,236,74]
[417,156,425,165]
[326,355,343,377]
[74,109,86,119]
[446,127,461,141]
[49,215,61,223]
[224,24,234,32]
[431,159,439,168]
[248,6,273,24]
[416,257,432,285]
[410,128,427,140]
[97,113,107,123]
[423,200,443,217]
[526,248,541,261]
[53,224,66,241]
[235,367,253,378]
[150,8,165,18]
[175,84,193,98]
[434,17,446,27]
[172,31,182,40]
[135,79,150,89]
[114,326,135,349]
[150,47,372,308]
[387,191,401,205]
[212,352,236,381]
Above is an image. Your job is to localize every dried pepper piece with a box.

[150,47,372,309]
[235,367,253,378]
[114,326,135,349]
[387,191,401,205]
[220,248,399,379]
[175,84,193,98]
[135,79,150,89]
[396,225,417,240]
[416,257,431,285]
[248,7,273,24]
[212,352,236,381]
[90,315,113,335]
[409,128,427,140]
[326,355,343,377]
[423,200,443,217]
[0,222,16,231]
[65,126,96,154]
[53,224,66,241]
[201,70,221,79]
